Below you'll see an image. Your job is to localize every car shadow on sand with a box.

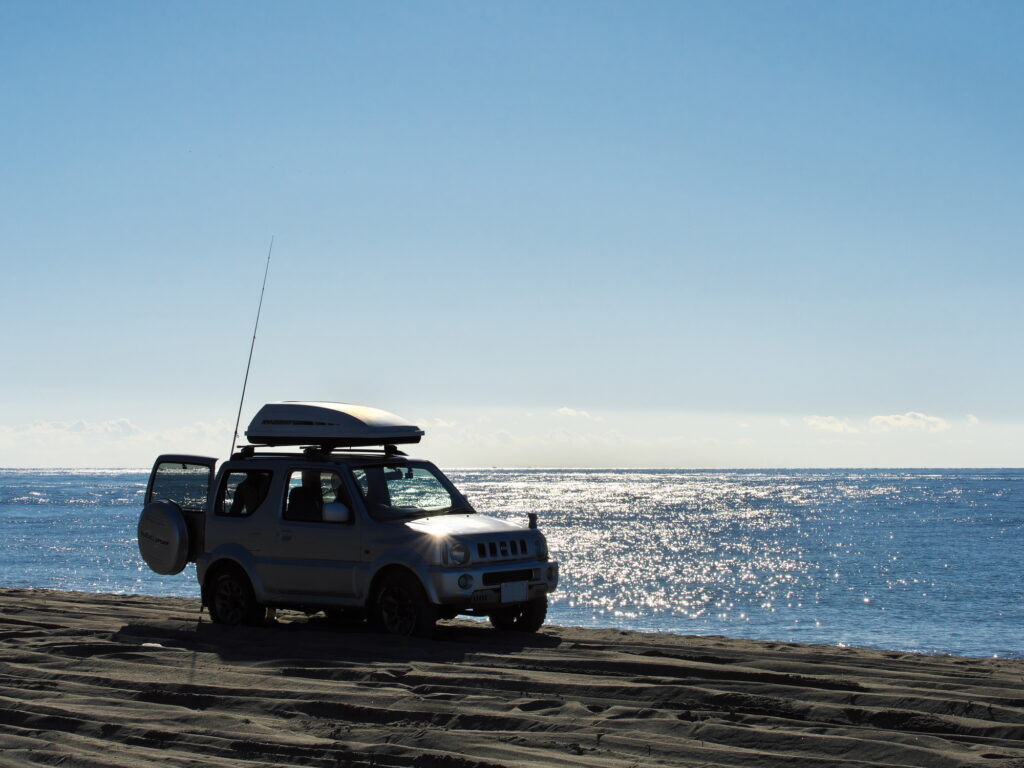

[115,614,563,665]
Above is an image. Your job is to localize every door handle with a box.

[279,530,292,541]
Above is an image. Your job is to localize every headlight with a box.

[536,536,549,562]
[448,541,470,566]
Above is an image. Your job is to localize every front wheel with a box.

[489,597,547,633]
[373,573,436,638]
[207,568,266,626]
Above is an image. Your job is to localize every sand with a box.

[1,589,1023,767]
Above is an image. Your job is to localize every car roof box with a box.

[245,402,424,448]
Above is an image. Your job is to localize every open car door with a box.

[139,455,217,575]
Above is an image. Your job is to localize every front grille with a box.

[476,537,529,561]
[483,569,533,586]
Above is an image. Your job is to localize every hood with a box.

[404,513,524,537]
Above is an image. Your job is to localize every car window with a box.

[284,470,351,523]
[351,468,369,498]
[352,463,456,520]
[216,471,272,517]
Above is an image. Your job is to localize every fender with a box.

[197,543,267,602]
[365,544,441,605]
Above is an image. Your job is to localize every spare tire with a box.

[138,500,190,575]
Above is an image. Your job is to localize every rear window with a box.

[148,462,212,512]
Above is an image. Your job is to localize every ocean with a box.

[1,468,1021,658]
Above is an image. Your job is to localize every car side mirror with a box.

[323,502,351,523]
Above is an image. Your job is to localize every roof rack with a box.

[230,443,410,462]
[300,443,409,459]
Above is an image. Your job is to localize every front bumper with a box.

[426,559,559,607]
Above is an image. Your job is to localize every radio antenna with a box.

[229,236,274,457]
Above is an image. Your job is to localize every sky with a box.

[1,1,1021,468]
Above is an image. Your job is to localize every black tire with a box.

[489,597,547,633]
[373,572,436,638]
[207,568,266,626]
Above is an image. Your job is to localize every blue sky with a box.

[1,1,1021,467]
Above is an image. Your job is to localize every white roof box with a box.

[245,402,424,448]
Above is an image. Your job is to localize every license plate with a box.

[500,581,528,603]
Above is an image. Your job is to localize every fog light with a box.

[458,574,474,589]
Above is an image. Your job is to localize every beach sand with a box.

[1,589,1022,767]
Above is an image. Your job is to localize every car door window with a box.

[284,470,351,523]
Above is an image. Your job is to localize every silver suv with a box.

[137,402,559,637]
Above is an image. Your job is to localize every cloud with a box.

[553,407,603,422]
[0,418,232,467]
[868,412,950,432]
[803,412,953,436]
[0,419,142,441]
[966,414,980,425]
[415,416,457,429]
[804,415,858,433]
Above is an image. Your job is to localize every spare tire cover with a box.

[138,500,190,575]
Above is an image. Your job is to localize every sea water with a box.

[1,468,1021,658]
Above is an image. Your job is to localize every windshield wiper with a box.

[442,506,475,515]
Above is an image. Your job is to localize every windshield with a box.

[351,462,469,520]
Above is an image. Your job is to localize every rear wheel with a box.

[490,597,547,633]
[207,568,266,626]
[373,573,436,638]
